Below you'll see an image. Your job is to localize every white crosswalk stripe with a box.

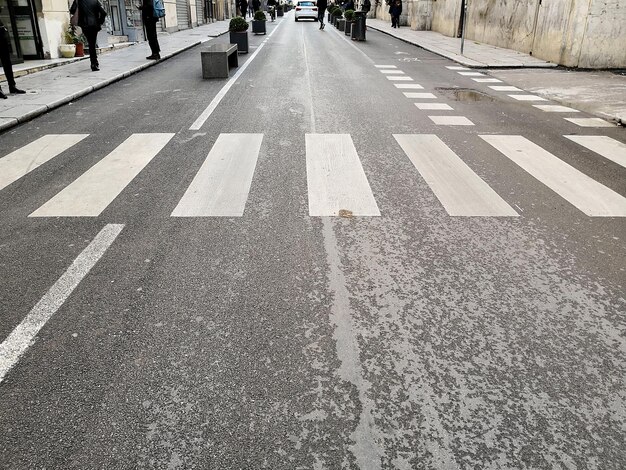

[306,134,380,217]
[0,134,88,192]
[565,135,626,169]
[481,135,626,217]
[395,134,518,216]
[30,133,174,217]
[533,105,579,113]
[172,134,263,217]
[564,118,614,128]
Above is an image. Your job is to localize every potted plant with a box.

[276,2,284,16]
[333,9,344,30]
[229,16,249,54]
[65,24,86,57]
[252,10,267,34]
[328,5,337,22]
[344,9,354,35]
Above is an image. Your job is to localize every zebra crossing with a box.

[1,132,625,218]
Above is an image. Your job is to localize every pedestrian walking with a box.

[0,12,25,98]
[240,0,249,17]
[317,0,327,29]
[69,0,107,71]
[252,0,261,12]
[248,1,255,16]
[361,0,370,14]
[138,0,161,60]
[389,0,401,28]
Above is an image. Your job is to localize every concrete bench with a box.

[201,43,238,79]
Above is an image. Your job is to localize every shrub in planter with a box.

[65,25,86,57]
[229,17,249,53]
[252,10,267,34]
[331,8,342,26]
[344,9,355,21]
[344,9,354,35]
[276,4,284,16]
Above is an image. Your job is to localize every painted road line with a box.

[429,116,474,126]
[387,76,413,81]
[564,118,614,128]
[0,223,124,384]
[30,133,174,217]
[172,133,263,217]
[415,103,453,110]
[489,85,522,91]
[306,134,380,217]
[458,72,484,76]
[394,134,517,217]
[508,94,548,101]
[375,65,397,68]
[394,84,424,89]
[564,135,626,169]
[481,135,626,217]
[403,92,437,99]
[380,70,405,74]
[0,134,88,192]
[446,66,470,70]
[190,21,283,131]
[533,105,580,113]
[472,78,502,83]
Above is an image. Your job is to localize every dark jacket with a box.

[239,0,248,13]
[389,1,401,15]
[362,0,371,12]
[252,0,261,10]
[70,0,106,30]
[140,0,156,21]
[317,0,328,10]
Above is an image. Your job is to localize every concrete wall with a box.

[426,0,626,68]
[37,0,71,59]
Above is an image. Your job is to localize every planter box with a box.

[251,20,266,34]
[59,44,76,58]
[337,19,345,31]
[229,31,249,54]
[345,21,352,35]
[277,8,284,16]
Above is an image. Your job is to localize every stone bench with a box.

[201,43,239,79]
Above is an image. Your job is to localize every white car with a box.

[294,0,318,21]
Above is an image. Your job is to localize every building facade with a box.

[1,0,233,62]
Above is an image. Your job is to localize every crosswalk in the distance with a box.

[1,132,625,218]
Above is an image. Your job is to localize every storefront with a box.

[0,0,44,62]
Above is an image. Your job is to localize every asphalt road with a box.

[1,13,625,469]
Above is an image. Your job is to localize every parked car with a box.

[294,0,318,21]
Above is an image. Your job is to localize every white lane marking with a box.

[429,116,474,126]
[564,118,614,128]
[394,134,517,216]
[481,135,626,216]
[190,22,283,131]
[387,76,413,81]
[446,66,470,70]
[0,224,124,384]
[375,65,397,68]
[458,71,484,76]
[0,135,88,192]
[403,92,437,99]
[380,70,404,74]
[565,135,626,169]
[394,84,424,89]
[30,133,174,217]
[488,85,522,91]
[172,133,263,217]
[415,103,453,110]
[508,94,548,101]
[472,78,502,83]
[533,105,579,113]
[306,134,380,216]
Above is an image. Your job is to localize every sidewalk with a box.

[0,21,229,132]
[367,19,626,126]
[1,19,624,130]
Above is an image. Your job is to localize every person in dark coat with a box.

[138,0,161,60]
[0,12,25,98]
[239,0,249,17]
[70,0,107,71]
[252,0,261,12]
[317,0,327,29]
[389,0,401,28]
[361,0,371,13]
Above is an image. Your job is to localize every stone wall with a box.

[425,0,626,68]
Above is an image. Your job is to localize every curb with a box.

[0,32,228,133]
